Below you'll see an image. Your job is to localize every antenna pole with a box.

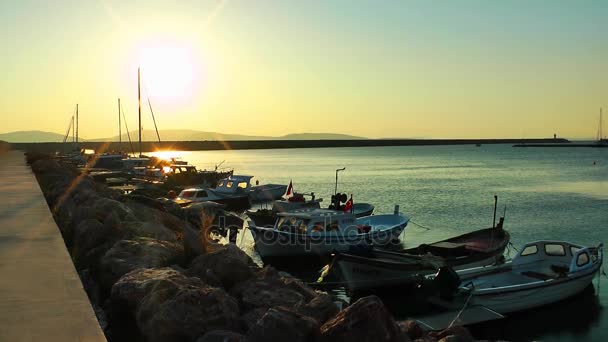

[138,67,142,157]
[118,98,122,144]
[335,167,345,195]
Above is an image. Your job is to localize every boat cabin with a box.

[169,164,198,174]
[274,209,364,235]
[215,175,254,194]
[177,187,209,200]
[513,240,600,274]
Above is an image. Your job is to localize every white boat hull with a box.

[469,271,597,315]
[249,216,408,259]
[249,184,288,202]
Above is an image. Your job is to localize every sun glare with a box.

[138,44,199,103]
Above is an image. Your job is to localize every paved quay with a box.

[0,150,106,342]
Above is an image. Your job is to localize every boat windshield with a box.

[277,217,309,234]
[180,190,196,199]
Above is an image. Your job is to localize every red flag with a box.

[283,180,293,199]
[343,195,353,213]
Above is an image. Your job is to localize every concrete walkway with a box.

[0,151,106,342]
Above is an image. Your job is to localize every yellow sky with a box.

[0,1,606,139]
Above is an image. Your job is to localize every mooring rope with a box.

[448,290,474,329]
[409,220,432,231]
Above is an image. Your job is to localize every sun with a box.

[138,44,198,102]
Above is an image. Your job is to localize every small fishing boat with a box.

[247,192,375,227]
[426,240,603,319]
[332,222,510,293]
[248,208,409,262]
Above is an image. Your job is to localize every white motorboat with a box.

[220,175,287,202]
[428,240,603,316]
[248,208,409,260]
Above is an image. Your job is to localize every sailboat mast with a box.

[138,67,142,157]
[76,104,79,143]
[118,98,122,144]
[72,115,75,143]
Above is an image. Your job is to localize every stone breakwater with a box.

[26,152,478,342]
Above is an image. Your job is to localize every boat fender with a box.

[434,267,461,300]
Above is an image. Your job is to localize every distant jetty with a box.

[10,138,570,153]
[513,141,608,148]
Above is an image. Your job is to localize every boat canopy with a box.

[215,175,254,193]
[513,240,601,273]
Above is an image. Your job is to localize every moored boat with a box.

[427,240,603,317]
[332,223,509,293]
[248,208,409,263]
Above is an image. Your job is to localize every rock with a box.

[72,218,124,269]
[136,279,240,342]
[31,158,62,173]
[240,308,269,332]
[282,278,319,302]
[320,295,406,342]
[124,199,185,234]
[429,326,473,342]
[183,222,205,258]
[239,283,305,311]
[197,330,246,342]
[123,221,178,242]
[111,268,241,342]
[53,197,76,246]
[399,320,424,340]
[99,237,184,290]
[247,307,319,342]
[92,197,137,223]
[295,293,340,324]
[187,244,255,289]
[157,197,185,219]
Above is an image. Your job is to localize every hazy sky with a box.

[1,0,606,139]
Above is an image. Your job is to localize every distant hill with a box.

[0,130,71,143]
[278,133,365,140]
[1,129,366,142]
[93,130,366,141]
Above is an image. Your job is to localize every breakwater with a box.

[11,138,569,153]
[25,152,477,342]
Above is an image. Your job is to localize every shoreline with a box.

[10,138,569,153]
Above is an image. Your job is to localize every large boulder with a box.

[239,283,305,311]
[72,218,124,269]
[294,293,340,325]
[320,295,406,342]
[247,307,319,342]
[92,197,137,223]
[111,268,241,342]
[231,266,324,314]
[122,221,178,242]
[99,237,184,290]
[187,244,255,289]
[183,222,205,258]
[124,199,185,234]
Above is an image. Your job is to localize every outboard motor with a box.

[434,267,461,300]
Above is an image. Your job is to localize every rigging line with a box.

[63,106,77,144]
[141,76,161,143]
[120,102,136,156]
[408,220,432,231]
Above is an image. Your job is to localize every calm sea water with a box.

[153,145,608,341]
